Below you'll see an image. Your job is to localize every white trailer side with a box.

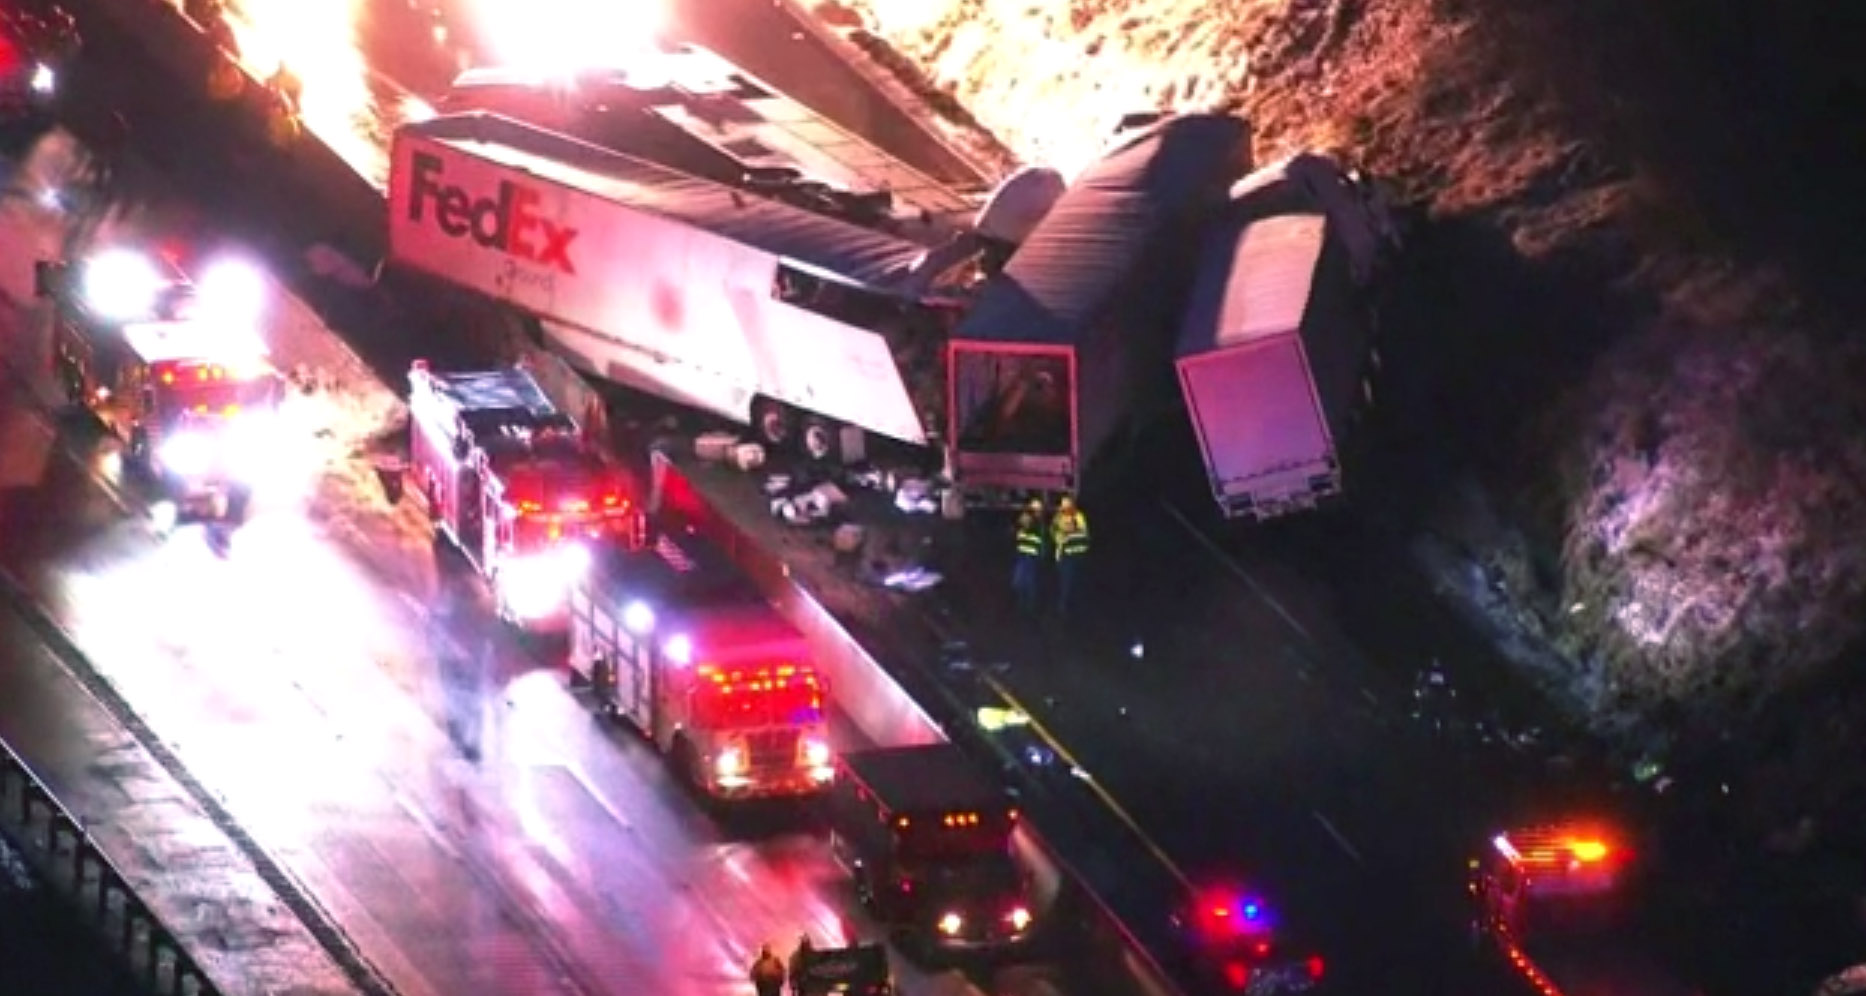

[385,112,950,453]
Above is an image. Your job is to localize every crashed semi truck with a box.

[383,110,1250,504]
[1174,154,1398,521]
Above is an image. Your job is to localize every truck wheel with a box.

[753,399,793,449]
[801,417,838,463]
[673,736,714,801]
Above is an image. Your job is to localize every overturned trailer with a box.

[947,114,1252,501]
[1175,154,1396,521]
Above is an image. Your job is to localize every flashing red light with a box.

[1222,961,1251,990]
[1307,956,1326,980]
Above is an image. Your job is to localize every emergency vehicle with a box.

[566,528,834,800]
[790,941,895,996]
[0,1,73,133]
[407,360,640,629]
[1469,823,1701,996]
[37,248,283,520]
[829,744,1037,952]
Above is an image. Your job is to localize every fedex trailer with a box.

[947,114,1252,501]
[385,112,954,462]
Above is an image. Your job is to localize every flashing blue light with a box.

[1242,902,1262,921]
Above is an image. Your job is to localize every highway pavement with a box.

[0,130,1111,995]
[171,1,1528,990]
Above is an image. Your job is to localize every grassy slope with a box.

[831,0,1866,808]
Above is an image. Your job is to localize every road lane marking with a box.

[1311,810,1364,864]
[1162,500,1316,644]
[558,761,635,834]
[981,674,1193,892]
[389,788,462,863]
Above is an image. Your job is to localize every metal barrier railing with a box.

[0,739,222,996]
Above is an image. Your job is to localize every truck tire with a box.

[753,399,793,449]
[673,736,717,808]
[801,417,838,463]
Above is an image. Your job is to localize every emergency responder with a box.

[1011,505,1045,616]
[749,944,786,996]
[787,935,814,995]
[1050,495,1090,617]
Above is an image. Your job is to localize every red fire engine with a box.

[1469,823,1700,996]
[407,360,639,628]
[38,247,284,524]
[567,528,835,800]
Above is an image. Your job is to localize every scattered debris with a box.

[770,482,850,525]
[727,441,765,472]
[893,476,941,515]
[882,565,942,591]
[693,431,741,462]
[831,523,866,554]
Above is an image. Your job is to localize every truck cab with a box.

[1469,824,1701,996]
[829,744,1036,952]
[38,249,283,519]
[568,529,834,799]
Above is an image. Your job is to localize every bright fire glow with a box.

[220,0,386,184]
[465,0,669,75]
[847,0,1252,178]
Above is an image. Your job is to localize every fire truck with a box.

[829,744,1037,951]
[566,527,835,800]
[1469,823,1702,996]
[36,248,284,522]
[407,360,640,628]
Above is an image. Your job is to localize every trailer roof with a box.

[841,744,1006,813]
[591,529,765,612]
[1176,212,1327,359]
[954,113,1250,347]
[421,367,557,416]
[409,113,931,292]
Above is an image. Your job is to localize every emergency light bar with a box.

[80,250,267,326]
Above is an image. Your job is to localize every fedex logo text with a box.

[406,150,579,275]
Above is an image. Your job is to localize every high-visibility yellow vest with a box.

[1053,512,1089,559]
[1014,527,1044,558]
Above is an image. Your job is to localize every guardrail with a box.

[0,738,221,996]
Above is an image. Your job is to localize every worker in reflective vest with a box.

[1051,496,1089,616]
[1011,510,1045,616]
